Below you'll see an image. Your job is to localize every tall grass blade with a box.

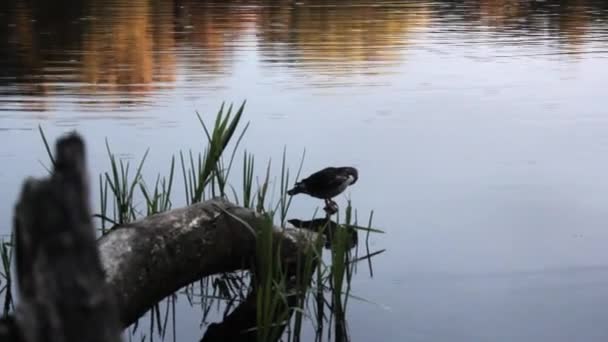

[38,125,56,167]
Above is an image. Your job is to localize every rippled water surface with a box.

[2,1,608,341]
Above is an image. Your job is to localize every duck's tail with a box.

[287,182,306,196]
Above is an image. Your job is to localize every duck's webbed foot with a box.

[323,199,339,216]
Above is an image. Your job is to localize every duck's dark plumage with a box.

[287,166,358,200]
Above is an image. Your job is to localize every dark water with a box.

[2,0,608,341]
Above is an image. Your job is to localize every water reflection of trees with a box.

[0,0,85,106]
[431,0,608,48]
[256,0,428,75]
[0,0,252,109]
[172,1,253,83]
[0,0,607,109]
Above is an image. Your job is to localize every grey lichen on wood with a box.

[98,198,321,327]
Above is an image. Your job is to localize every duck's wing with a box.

[303,167,349,190]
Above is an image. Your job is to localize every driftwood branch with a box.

[99,199,318,328]
[199,256,317,342]
[288,218,358,249]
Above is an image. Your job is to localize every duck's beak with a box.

[348,174,358,185]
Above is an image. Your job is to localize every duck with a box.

[287,166,358,214]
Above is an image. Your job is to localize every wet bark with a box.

[99,199,318,328]
[288,218,358,249]
[199,261,316,342]
[1,134,121,342]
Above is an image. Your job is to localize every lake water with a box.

[2,0,608,341]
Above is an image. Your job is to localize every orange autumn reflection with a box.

[81,0,157,93]
[0,0,607,111]
[256,1,429,74]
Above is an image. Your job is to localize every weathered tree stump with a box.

[5,134,122,342]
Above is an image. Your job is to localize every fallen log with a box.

[0,132,322,341]
[99,199,319,328]
[288,218,358,249]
